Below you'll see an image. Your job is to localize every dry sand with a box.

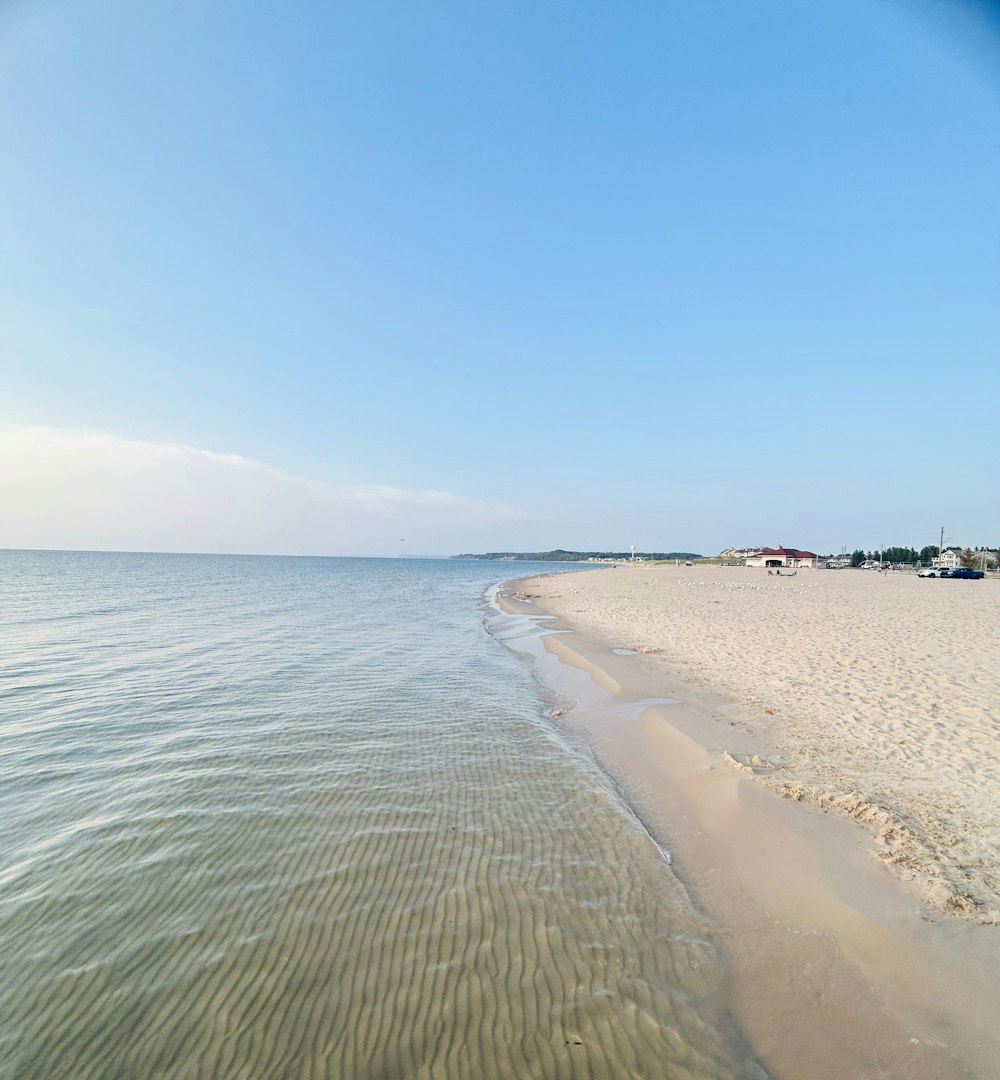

[526,563,1000,922]
[502,563,1000,1079]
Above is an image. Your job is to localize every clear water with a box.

[0,551,765,1079]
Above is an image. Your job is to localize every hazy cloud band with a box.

[0,426,518,556]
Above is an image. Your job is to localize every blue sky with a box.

[2,0,998,556]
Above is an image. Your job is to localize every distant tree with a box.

[851,549,866,567]
[960,548,976,567]
[919,545,939,566]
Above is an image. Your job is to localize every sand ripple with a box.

[0,552,766,1079]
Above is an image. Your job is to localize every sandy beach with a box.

[501,563,1000,1080]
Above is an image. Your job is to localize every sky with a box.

[1,0,998,557]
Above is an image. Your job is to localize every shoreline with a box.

[497,566,1000,1080]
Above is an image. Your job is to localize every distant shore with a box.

[500,563,1000,1080]
[452,548,702,562]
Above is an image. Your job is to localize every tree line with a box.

[850,546,927,566]
[849,546,996,567]
[452,549,703,562]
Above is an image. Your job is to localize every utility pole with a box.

[940,525,944,553]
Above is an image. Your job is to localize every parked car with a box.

[917,566,951,577]
[947,567,985,580]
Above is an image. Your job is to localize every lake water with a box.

[1,551,766,1079]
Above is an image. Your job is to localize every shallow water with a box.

[1,551,765,1078]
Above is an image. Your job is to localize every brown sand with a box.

[501,564,1000,1080]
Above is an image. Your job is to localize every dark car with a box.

[947,567,985,580]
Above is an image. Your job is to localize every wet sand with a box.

[500,564,1000,1080]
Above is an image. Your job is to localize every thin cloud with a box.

[0,426,518,556]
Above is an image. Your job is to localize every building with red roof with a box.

[744,546,820,569]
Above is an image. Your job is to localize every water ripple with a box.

[0,551,766,1079]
